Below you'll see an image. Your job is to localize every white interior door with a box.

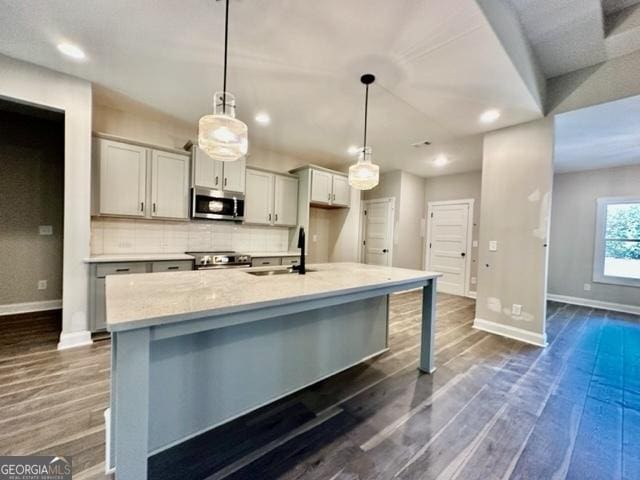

[427,203,470,296]
[362,199,393,266]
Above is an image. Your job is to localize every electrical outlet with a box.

[471,277,477,285]
[512,304,522,315]
[39,225,53,235]
[583,283,592,291]
[37,280,47,290]
[489,240,498,251]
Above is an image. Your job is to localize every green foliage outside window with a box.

[605,203,640,260]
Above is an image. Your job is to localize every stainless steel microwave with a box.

[191,187,245,221]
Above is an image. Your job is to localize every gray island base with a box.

[105,262,440,479]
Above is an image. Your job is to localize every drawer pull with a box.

[167,266,180,270]
[115,268,130,272]
[262,261,270,265]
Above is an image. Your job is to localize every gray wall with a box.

[476,118,554,344]
[0,107,64,306]
[548,164,640,306]
[364,170,425,270]
[424,171,482,293]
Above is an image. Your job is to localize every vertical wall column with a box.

[474,117,554,347]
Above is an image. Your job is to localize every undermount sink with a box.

[248,268,314,276]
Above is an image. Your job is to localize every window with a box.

[594,197,640,287]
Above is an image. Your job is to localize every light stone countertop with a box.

[105,262,441,331]
[248,251,302,258]
[84,253,196,263]
[84,252,302,263]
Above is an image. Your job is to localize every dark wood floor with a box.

[1,294,639,480]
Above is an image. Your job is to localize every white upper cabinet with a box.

[192,146,245,193]
[193,146,223,190]
[245,168,298,227]
[245,169,274,225]
[310,170,333,204]
[151,150,190,219]
[308,168,351,208]
[331,175,351,207]
[98,139,147,217]
[94,137,189,220]
[274,175,299,226]
[222,157,246,193]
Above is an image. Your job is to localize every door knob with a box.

[461,252,466,257]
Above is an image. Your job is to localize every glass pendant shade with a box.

[198,92,248,162]
[348,147,379,190]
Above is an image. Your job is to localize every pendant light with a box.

[198,0,248,162]
[349,74,380,190]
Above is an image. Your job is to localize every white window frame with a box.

[593,196,640,287]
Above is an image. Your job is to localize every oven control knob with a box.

[201,255,211,265]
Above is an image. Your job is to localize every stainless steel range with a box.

[187,251,252,270]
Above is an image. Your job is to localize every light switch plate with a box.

[39,225,53,235]
[38,280,47,290]
[489,240,498,251]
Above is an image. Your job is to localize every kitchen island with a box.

[105,262,440,479]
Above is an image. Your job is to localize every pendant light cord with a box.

[222,0,229,114]
[363,84,369,150]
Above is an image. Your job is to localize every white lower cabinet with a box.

[93,136,190,220]
[245,168,298,226]
[90,260,193,331]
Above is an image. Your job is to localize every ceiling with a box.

[555,93,640,173]
[507,0,640,78]
[0,0,545,177]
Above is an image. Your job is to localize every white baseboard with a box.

[57,330,93,350]
[466,290,477,299]
[0,299,62,316]
[547,294,640,316]
[473,317,547,347]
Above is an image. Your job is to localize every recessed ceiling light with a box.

[254,112,270,125]
[480,109,501,124]
[433,154,449,167]
[347,145,360,155]
[57,43,86,60]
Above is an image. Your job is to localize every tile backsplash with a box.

[91,218,290,254]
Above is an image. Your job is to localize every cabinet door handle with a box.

[328,193,331,202]
[152,203,157,213]
[167,266,179,270]
[140,202,144,212]
[116,268,130,273]
[275,213,278,222]
[333,193,336,201]
[215,175,219,186]
[224,177,228,187]
[268,213,272,222]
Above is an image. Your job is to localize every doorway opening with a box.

[0,98,65,341]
